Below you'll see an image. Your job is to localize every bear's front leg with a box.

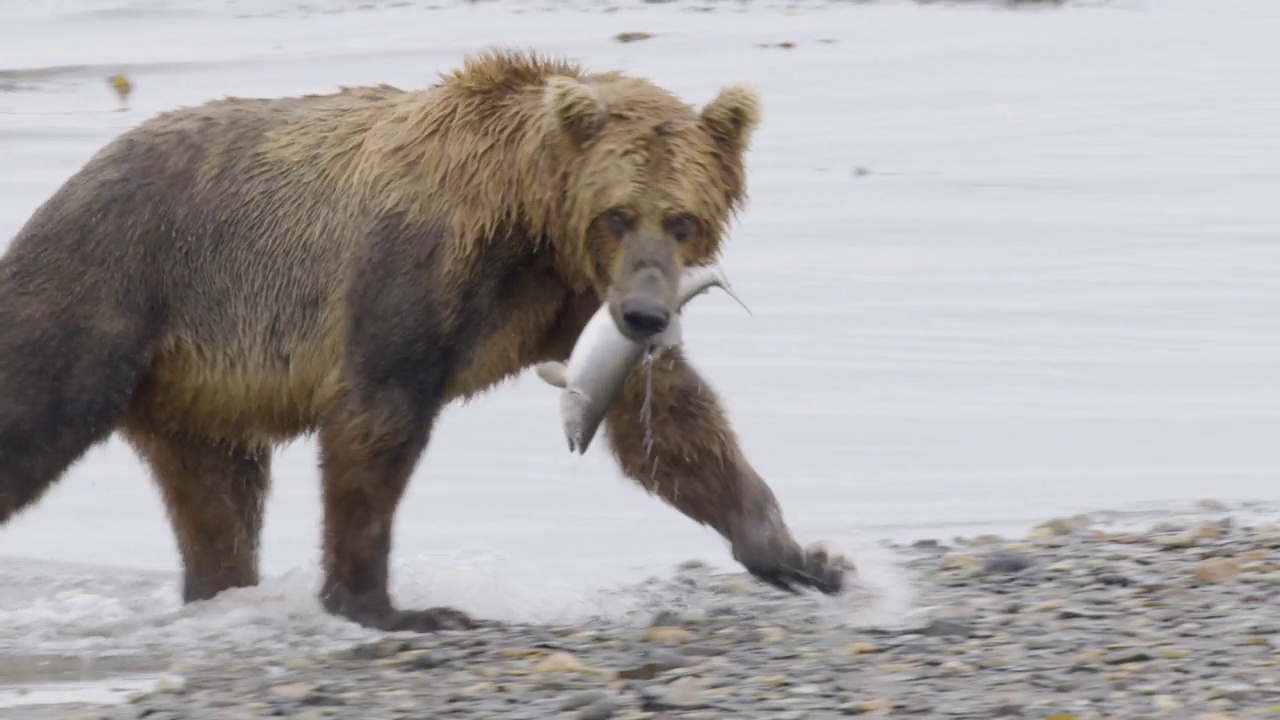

[605,347,847,595]
[317,388,474,632]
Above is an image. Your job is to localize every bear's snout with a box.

[620,296,671,337]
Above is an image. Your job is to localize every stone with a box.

[1207,683,1258,701]
[1162,524,1222,548]
[639,676,712,710]
[1029,598,1069,612]
[499,648,545,659]
[399,651,450,670]
[1104,649,1153,664]
[616,650,692,680]
[561,690,609,711]
[1032,515,1089,538]
[1194,558,1241,584]
[758,627,786,644]
[1095,572,1133,586]
[942,552,981,569]
[152,677,187,694]
[717,578,753,595]
[649,610,683,627]
[643,626,693,644]
[859,698,894,713]
[916,619,973,638]
[983,552,1036,574]
[534,652,599,675]
[269,683,318,701]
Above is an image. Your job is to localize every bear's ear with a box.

[545,76,605,145]
[700,83,761,155]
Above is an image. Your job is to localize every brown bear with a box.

[0,49,846,632]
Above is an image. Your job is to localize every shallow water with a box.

[1,0,1279,687]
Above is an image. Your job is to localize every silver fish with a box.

[535,265,747,455]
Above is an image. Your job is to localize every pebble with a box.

[1194,557,1242,583]
[81,512,1280,720]
[983,551,1036,574]
[577,696,619,720]
[643,626,693,644]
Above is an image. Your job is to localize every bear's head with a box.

[544,72,761,342]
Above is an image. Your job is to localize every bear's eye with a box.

[667,214,699,243]
[602,209,632,238]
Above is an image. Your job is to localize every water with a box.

[1,0,1278,689]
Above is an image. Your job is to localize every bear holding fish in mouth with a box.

[0,49,848,633]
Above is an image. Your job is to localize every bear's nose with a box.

[620,297,671,337]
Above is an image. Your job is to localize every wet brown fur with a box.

[0,49,840,632]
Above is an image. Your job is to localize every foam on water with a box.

[0,540,916,669]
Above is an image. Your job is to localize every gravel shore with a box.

[45,509,1276,720]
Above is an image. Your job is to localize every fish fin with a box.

[536,361,568,388]
[711,265,753,316]
[717,282,753,316]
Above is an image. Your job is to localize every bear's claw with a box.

[745,551,847,596]
[736,538,851,596]
[381,606,476,633]
[323,586,476,633]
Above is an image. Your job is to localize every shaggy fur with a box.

[0,49,845,632]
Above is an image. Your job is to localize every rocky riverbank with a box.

[56,510,1280,720]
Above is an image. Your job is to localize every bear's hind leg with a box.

[316,394,472,633]
[124,429,270,603]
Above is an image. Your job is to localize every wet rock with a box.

[649,610,683,627]
[561,689,609,711]
[942,552,981,569]
[1058,606,1117,620]
[1193,558,1241,584]
[451,681,495,698]
[638,677,714,710]
[1103,649,1154,664]
[1031,515,1090,538]
[1206,683,1259,702]
[534,652,599,675]
[1094,572,1133,586]
[268,683,318,701]
[681,645,728,657]
[846,641,882,655]
[643,626,693,644]
[983,552,1036,574]
[616,650,692,680]
[397,650,450,670]
[576,696,618,720]
[916,619,973,638]
[757,627,786,644]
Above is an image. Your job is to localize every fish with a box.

[535,264,748,455]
